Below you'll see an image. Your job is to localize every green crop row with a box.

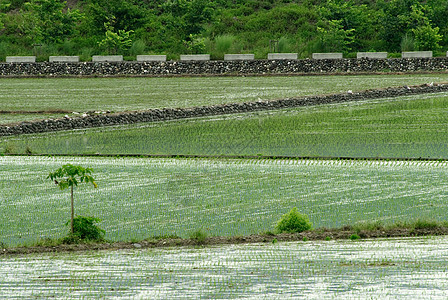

[2,74,448,124]
[1,156,447,247]
[4,93,447,159]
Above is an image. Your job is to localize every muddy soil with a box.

[2,226,448,256]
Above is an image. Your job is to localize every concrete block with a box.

[137,55,167,62]
[92,55,123,62]
[180,54,210,61]
[267,53,298,60]
[6,56,36,63]
[402,51,433,58]
[357,52,387,59]
[224,54,255,61]
[312,53,343,59]
[49,56,80,62]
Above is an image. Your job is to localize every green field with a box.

[3,92,448,159]
[1,156,447,247]
[2,237,448,298]
[2,74,448,297]
[2,74,448,124]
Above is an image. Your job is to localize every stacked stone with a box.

[1,58,448,77]
[1,83,446,136]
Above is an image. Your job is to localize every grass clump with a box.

[413,219,441,230]
[275,207,312,234]
[61,216,105,244]
[148,234,181,241]
[189,229,208,245]
[353,220,384,233]
[350,234,360,240]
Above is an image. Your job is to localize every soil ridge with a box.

[2,227,448,256]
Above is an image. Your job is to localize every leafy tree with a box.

[316,19,355,53]
[318,0,383,51]
[20,0,82,45]
[0,2,8,30]
[184,33,206,54]
[379,0,419,52]
[380,0,442,52]
[407,4,442,51]
[161,0,214,39]
[98,20,133,54]
[427,0,448,47]
[48,164,97,234]
[82,0,149,37]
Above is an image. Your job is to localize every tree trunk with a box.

[71,185,74,234]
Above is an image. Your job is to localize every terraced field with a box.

[2,74,448,298]
[2,74,448,124]
[1,156,447,247]
[2,92,448,159]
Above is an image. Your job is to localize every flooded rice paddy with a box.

[1,236,448,299]
[1,156,448,247]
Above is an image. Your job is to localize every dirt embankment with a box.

[2,226,448,256]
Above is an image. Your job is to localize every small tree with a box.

[48,164,97,234]
[98,20,133,54]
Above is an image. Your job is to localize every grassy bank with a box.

[2,219,448,256]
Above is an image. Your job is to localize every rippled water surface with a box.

[2,236,448,299]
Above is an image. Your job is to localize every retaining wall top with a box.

[136,55,167,62]
[267,53,298,60]
[402,51,433,58]
[356,52,388,59]
[49,56,80,62]
[312,53,343,59]
[92,55,124,62]
[180,54,210,61]
[6,56,36,63]
[224,54,255,61]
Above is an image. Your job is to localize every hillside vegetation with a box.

[0,0,447,60]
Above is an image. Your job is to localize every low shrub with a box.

[62,216,105,244]
[275,207,312,233]
[189,229,207,245]
[350,234,360,240]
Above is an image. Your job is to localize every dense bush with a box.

[189,229,208,245]
[62,216,105,243]
[275,207,312,234]
[0,0,446,58]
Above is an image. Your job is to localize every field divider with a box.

[4,153,447,162]
[1,82,447,137]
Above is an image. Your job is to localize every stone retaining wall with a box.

[1,83,446,136]
[0,58,448,77]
